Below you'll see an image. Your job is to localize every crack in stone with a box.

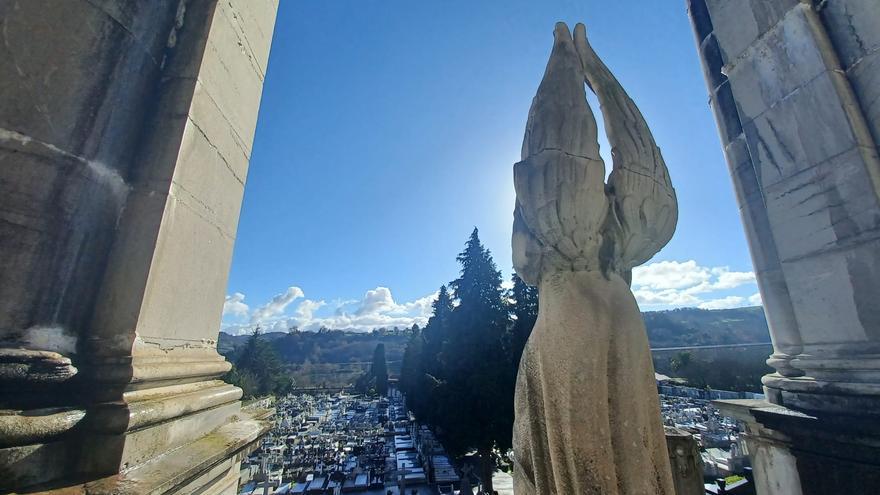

[170,179,216,217]
[220,1,267,80]
[185,116,245,187]
[170,190,235,242]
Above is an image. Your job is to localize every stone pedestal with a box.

[0,1,278,492]
[689,0,880,493]
[665,428,704,495]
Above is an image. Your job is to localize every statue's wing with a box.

[513,23,609,282]
[574,24,677,270]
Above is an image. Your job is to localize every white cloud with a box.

[632,260,757,310]
[356,287,398,316]
[712,269,757,290]
[221,285,437,335]
[250,286,304,323]
[632,287,702,307]
[296,299,326,320]
[748,292,763,306]
[398,292,438,316]
[223,292,249,318]
[633,260,712,290]
[222,258,758,335]
[699,296,746,310]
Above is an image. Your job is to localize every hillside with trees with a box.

[218,307,770,368]
[643,306,769,348]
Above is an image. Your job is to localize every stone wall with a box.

[0,1,278,492]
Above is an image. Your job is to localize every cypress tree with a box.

[440,228,510,493]
[371,343,388,396]
[423,284,453,376]
[400,327,423,407]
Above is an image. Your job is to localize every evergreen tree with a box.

[439,228,510,493]
[227,329,294,398]
[355,343,390,396]
[400,285,449,425]
[371,343,389,396]
[399,230,536,492]
[400,326,423,404]
[422,284,453,377]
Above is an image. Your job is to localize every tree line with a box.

[399,228,538,493]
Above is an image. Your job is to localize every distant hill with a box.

[219,306,769,363]
[219,330,410,366]
[643,306,770,348]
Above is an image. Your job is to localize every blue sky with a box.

[222,0,759,334]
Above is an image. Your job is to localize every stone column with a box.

[0,1,278,492]
[688,1,880,493]
[688,0,880,416]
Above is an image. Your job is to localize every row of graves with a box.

[658,392,753,492]
[239,391,463,495]
[239,393,389,494]
[240,391,469,495]
[385,393,461,494]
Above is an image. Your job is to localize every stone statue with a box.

[511,23,677,494]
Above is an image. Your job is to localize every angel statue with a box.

[511,23,677,494]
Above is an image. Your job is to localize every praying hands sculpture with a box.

[512,23,677,494]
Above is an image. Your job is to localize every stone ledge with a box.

[126,381,242,431]
[64,406,273,495]
[0,407,85,447]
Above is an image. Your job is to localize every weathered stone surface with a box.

[0,0,278,491]
[720,133,805,377]
[705,0,799,66]
[847,48,880,146]
[692,0,880,491]
[762,146,880,262]
[782,240,880,345]
[512,22,675,494]
[665,428,704,495]
[819,0,880,71]
[725,6,828,124]
[0,1,174,340]
[0,407,85,448]
[0,348,76,384]
[690,0,880,416]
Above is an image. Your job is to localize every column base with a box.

[763,374,880,416]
